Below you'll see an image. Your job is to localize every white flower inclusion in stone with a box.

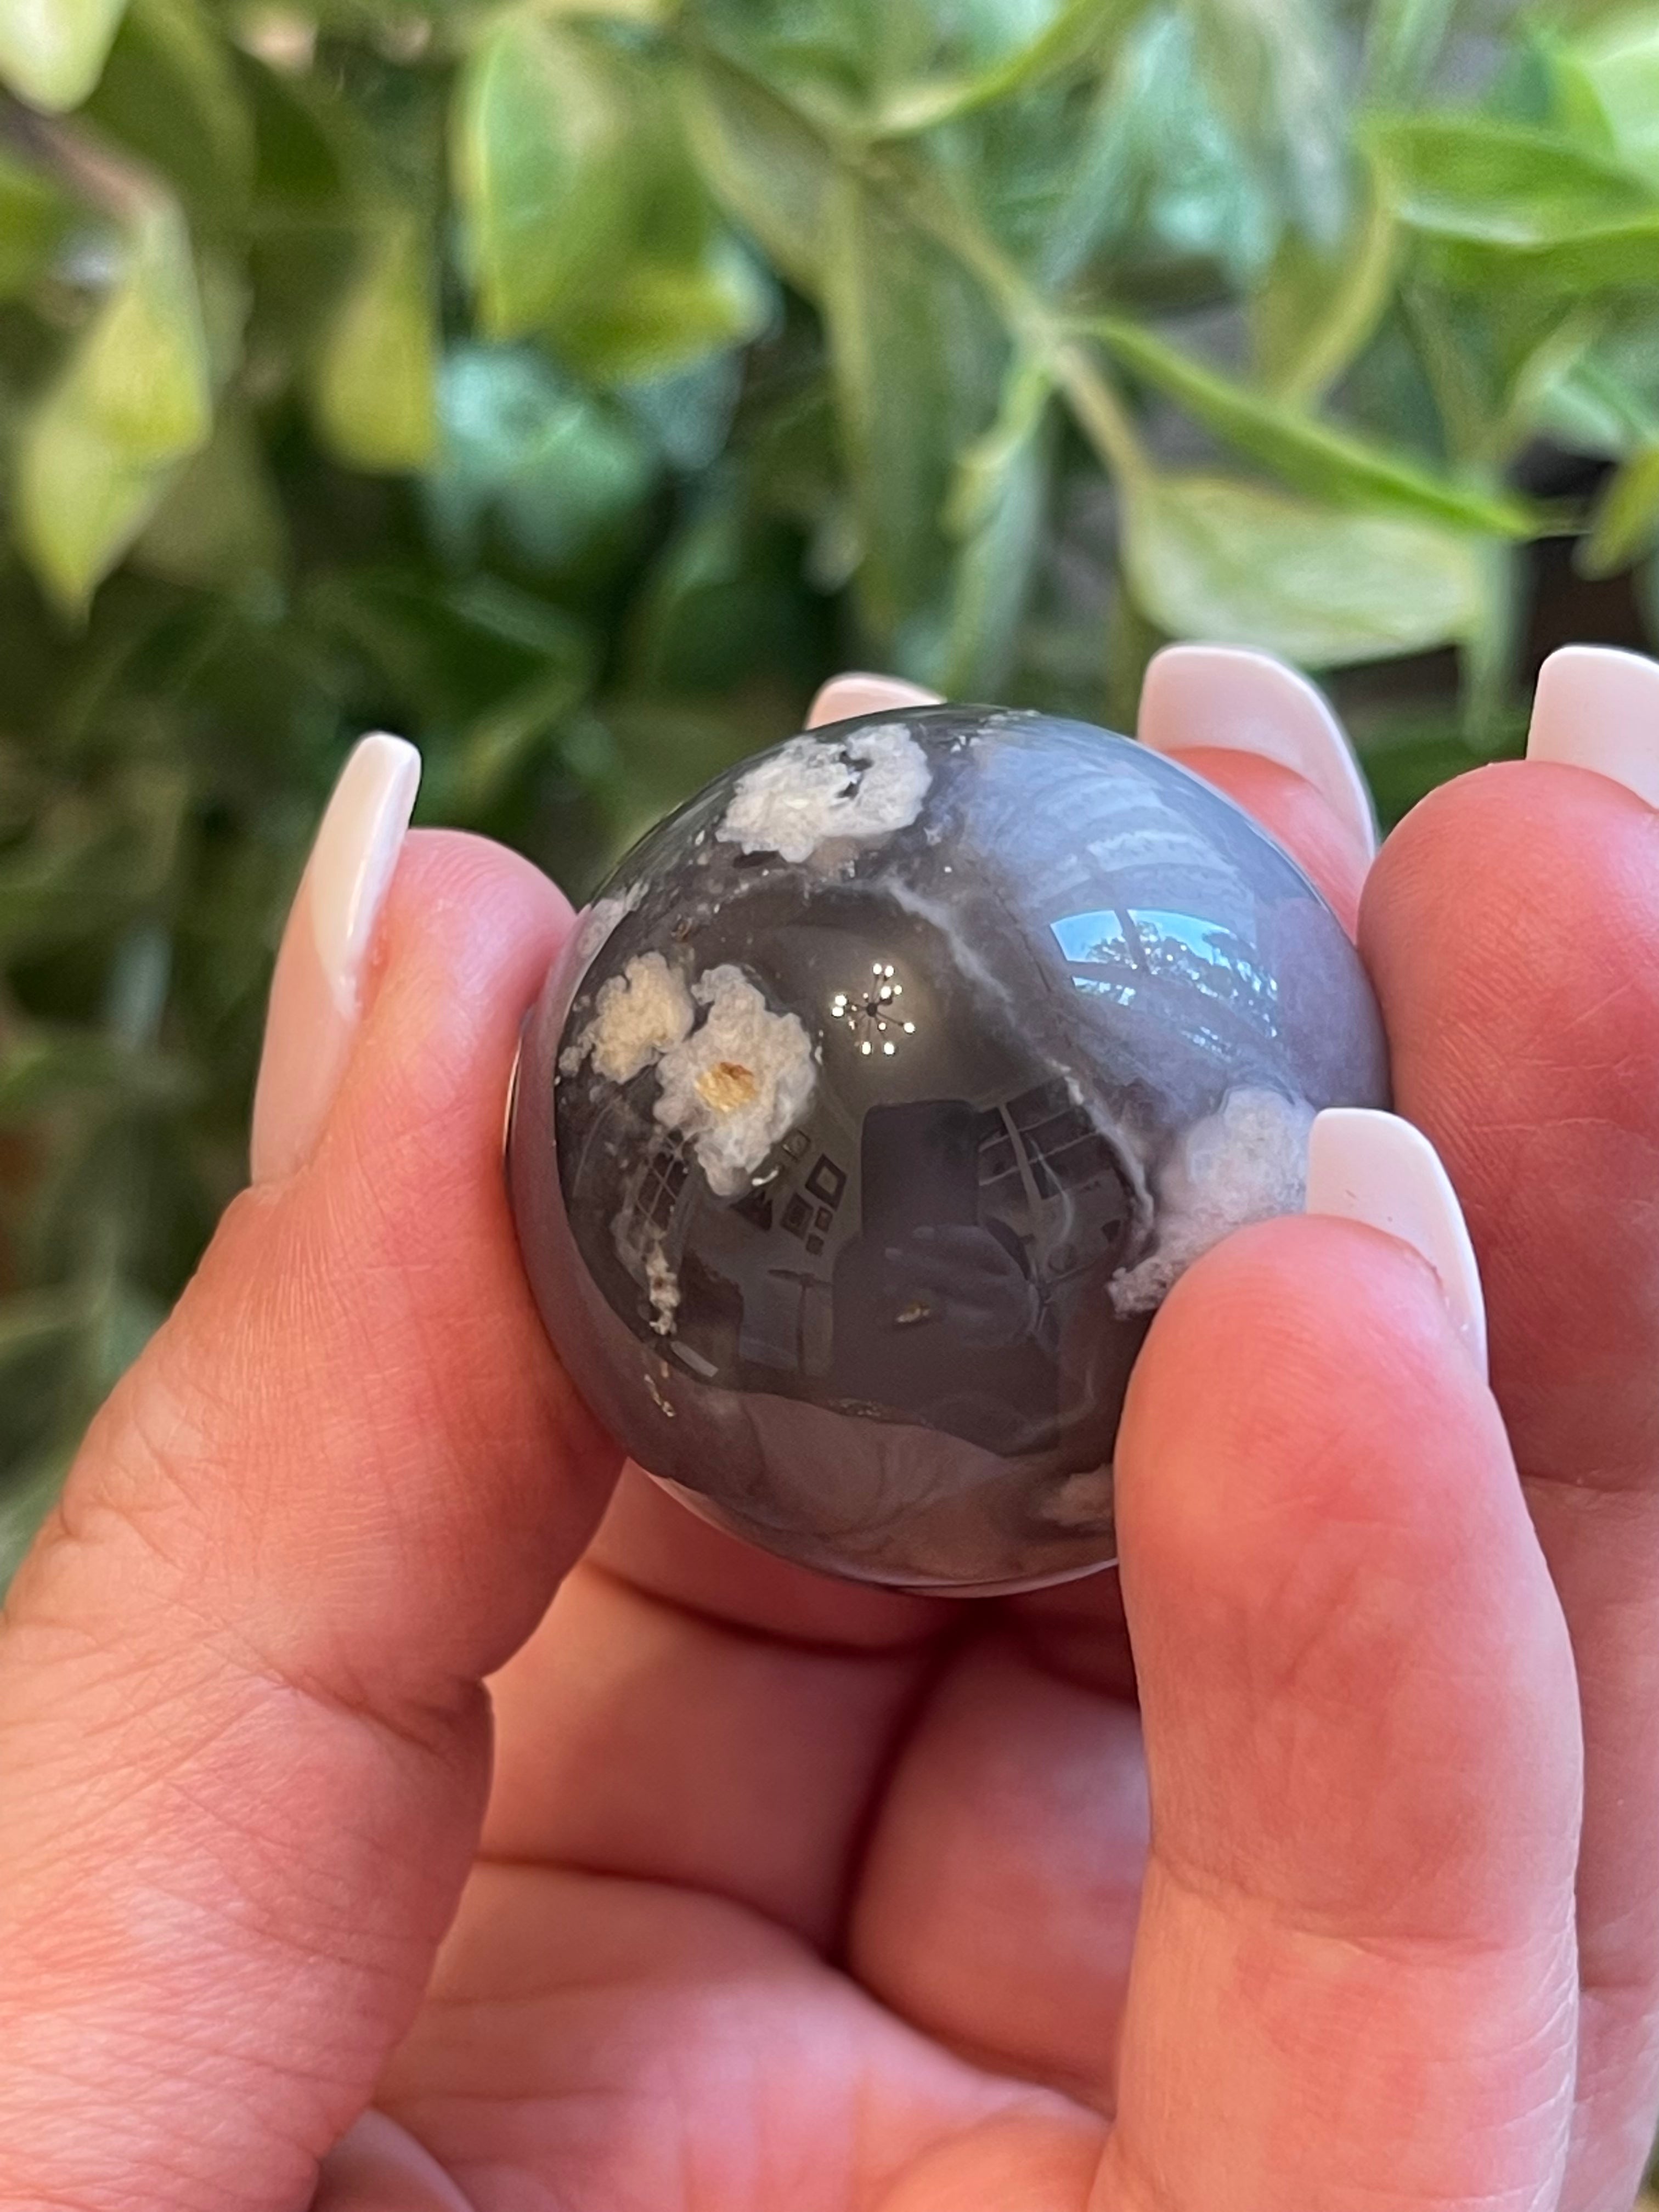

[653,966,818,1197]
[563,951,693,1082]
[717,723,931,864]
[569,881,645,986]
[645,1243,681,1336]
[1110,1086,1314,1314]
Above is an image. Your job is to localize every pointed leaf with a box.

[1369,115,1659,288]
[1188,0,1351,248]
[1251,188,1397,402]
[0,148,75,300]
[457,18,765,381]
[872,0,1150,136]
[679,53,835,293]
[549,237,771,383]
[1120,471,1488,666]
[312,215,437,471]
[822,170,1007,651]
[84,0,252,212]
[425,342,653,572]
[1549,8,1659,185]
[1369,115,1658,242]
[1582,444,1659,574]
[938,353,1054,692]
[455,14,639,338]
[16,198,211,615]
[1363,0,1458,101]
[1085,314,1537,534]
[0,0,127,110]
[133,402,284,586]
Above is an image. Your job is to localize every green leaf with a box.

[626,487,822,693]
[311,215,437,471]
[616,349,742,471]
[0,1022,195,1118]
[871,0,1149,136]
[1032,8,1280,289]
[0,149,75,300]
[1251,186,1397,402]
[1369,115,1659,242]
[0,763,188,959]
[457,18,767,381]
[1582,444,1659,573]
[679,50,836,292]
[1188,0,1351,249]
[937,352,1054,692]
[547,233,772,385]
[83,0,253,213]
[1119,471,1488,665]
[1084,313,1537,534]
[132,402,284,588]
[1399,280,1594,466]
[1548,7,1659,185]
[822,169,1007,654]
[1368,115,1659,289]
[1363,0,1458,102]
[542,0,668,17]
[456,14,638,338]
[0,0,127,110]
[15,198,212,616]
[424,342,654,571]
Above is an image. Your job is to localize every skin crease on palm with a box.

[4,645,1659,2212]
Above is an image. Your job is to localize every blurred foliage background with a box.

[1,0,1658,1577]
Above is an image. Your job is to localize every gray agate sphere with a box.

[508,707,1388,1593]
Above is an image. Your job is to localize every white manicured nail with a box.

[250,733,421,1185]
[1526,644,1659,806]
[1306,1108,1487,1377]
[1138,644,1378,861]
[807,672,942,728]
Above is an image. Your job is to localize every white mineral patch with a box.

[716,723,930,865]
[565,952,693,1084]
[645,1244,680,1336]
[1109,1087,1314,1315]
[571,881,644,979]
[654,964,817,1196]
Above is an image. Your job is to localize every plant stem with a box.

[680,37,1150,486]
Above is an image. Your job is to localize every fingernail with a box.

[1138,644,1378,861]
[1306,1107,1487,1378]
[1526,644,1659,806]
[250,733,421,1186]
[806,672,942,728]
[311,2109,474,2212]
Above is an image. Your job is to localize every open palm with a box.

[4,652,1659,2212]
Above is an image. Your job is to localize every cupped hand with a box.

[2,645,1656,2212]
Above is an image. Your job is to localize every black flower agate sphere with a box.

[507,707,1387,1593]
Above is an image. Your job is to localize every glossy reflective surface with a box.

[509,708,1389,1592]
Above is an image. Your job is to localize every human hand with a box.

[2,644,1655,2212]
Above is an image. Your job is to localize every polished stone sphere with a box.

[508,707,1388,1593]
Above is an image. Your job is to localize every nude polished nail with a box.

[1139,644,1379,862]
[1526,644,1659,807]
[807,672,943,727]
[249,732,421,1186]
[1306,1107,1487,1378]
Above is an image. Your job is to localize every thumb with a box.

[0,741,618,2212]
